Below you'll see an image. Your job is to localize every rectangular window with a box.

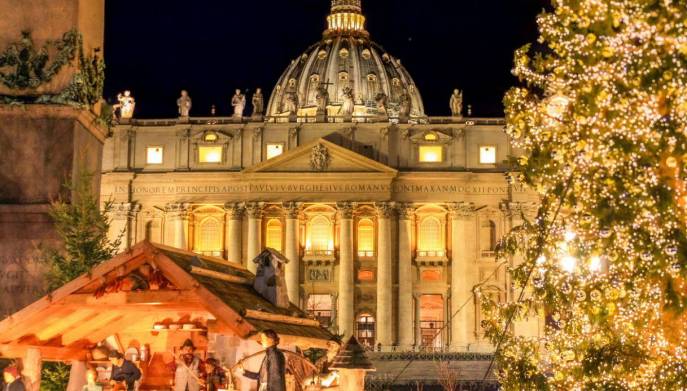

[146,146,163,165]
[199,146,223,164]
[419,145,443,163]
[479,146,497,164]
[266,144,284,160]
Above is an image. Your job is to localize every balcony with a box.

[357,250,375,258]
[303,249,336,264]
[194,250,224,258]
[415,250,449,265]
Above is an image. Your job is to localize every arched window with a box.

[196,217,223,257]
[357,218,375,257]
[480,220,497,257]
[306,216,333,256]
[418,216,444,257]
[356,313,376,348]
[266,219,283,252]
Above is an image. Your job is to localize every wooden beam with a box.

[61,312,126,346]
[0,345,88,362]
[23,347,41,391]
[56,290,201,307]
[190,266,252,285]
[35,309,96,341]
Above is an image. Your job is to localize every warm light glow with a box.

[266,144,284,160]
[419,145,443,163]
[560,255,577,273]
[564,230,577,242]
[357,218,374,256]
[546,94,570,120]
[479,146,497,164]
[418,216,444,255]
[265,219,283,252]
[589,255,603,273]
[199,146,222,163]
[307,215,333,253]
[146,146,163,165]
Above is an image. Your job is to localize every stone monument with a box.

[231,89,246,119]
[450,89,463,117]
[177,89,192,119]
[251,88,264,118]
[0,0,107,327]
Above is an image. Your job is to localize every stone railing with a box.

[116,116,506,127]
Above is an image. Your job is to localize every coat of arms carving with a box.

[310,143,330,171]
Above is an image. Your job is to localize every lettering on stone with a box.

[307,267,331,282]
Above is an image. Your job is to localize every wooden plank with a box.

[243,310,321,327]
[35,309,96,341]
[190,266,251,285]
[61,312,126,346]
[56,290,201,306]
[0,345,88,362]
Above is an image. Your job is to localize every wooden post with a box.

[66,360,88,391]
[22,347,42,391]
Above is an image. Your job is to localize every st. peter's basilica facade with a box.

[101,0,540,356]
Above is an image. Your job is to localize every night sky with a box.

[104,0,549,118]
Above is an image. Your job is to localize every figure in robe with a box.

[339,87,354,116]
[252,88,264,116]
[114,90,135,119]
[177,90,192,117]
[316,84,329,114]
[375,92,388,115]
[399,88,412,118]
[231,89,246,118]
[450,89,463,117]
[238,330,286,391]
[283,91,298,115]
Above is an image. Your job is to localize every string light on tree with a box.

[479,0,687,389]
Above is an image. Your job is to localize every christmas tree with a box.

[481,0,687,389]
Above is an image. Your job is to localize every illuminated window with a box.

[307,294,333,328]
[356,314,376,347]
[358,269,375,282]
[146,146,163,165]
[306,216,334,256]
[419,146,443,163]
[199,146,223,164]
[420,269,442,282]
[265,219,283,252]
[357,218,375,257]
[266,144,284,160]
[479,146,497,164]
[418,216,445,257]
[420,295,444,349]
[195,217,222,257]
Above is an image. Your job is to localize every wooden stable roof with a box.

[0,241,335,361]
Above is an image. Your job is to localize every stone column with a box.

[449,202,476,351]
[108,202,141,253]
[165,203,191,250]
[375,202,394,348]
[245,202,264,273]
[337,202,355,338]
[224,203,244,263]
[397,204,415,349]
[284,202,301,305]
[414,293,422,348]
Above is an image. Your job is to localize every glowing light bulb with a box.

[560,255,578,273]
[536,255,547,265]
[589,256,603,273]
[564,231,577,242]
[546,94,570,120]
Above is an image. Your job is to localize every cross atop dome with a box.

[325,0,368,38]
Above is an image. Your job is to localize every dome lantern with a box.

[325,0,368,38]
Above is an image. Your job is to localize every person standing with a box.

[173,339,204,391]
[238,330,286,391]
[109,351,141,391]
[203,358,226,391]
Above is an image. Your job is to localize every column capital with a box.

[164,202,191,219]
[224,202,245,220]
[397,203,415,220]
[375,202,396,219]
[447,202,476,220]
[282,202,303,219]
[110,202,141,220]
[336,202,356,219]
[245,202,264,219]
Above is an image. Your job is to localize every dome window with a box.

[382,53,391,62]
[367,74,377,82]
[339,47,349,58]
[288,79,297,88]
[318,49,328,60]
[361,48,372,60]
[392,78,401,87]
[424,132,438,141]
[339,72,349,82]
[310,74,321,83]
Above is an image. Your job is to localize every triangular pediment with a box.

[243,138,398,174]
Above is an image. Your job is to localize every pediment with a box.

[243,138,398,174]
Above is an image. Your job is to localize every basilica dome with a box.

[266,0,425,119]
